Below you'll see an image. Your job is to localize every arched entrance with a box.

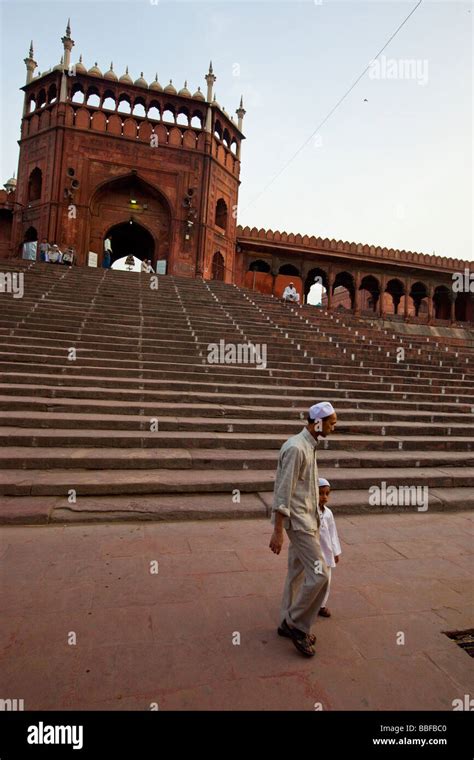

[106,221,154,265]
[89,173,171,269]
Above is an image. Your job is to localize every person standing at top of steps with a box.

[269,401,338,657]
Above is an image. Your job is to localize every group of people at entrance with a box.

[102,238,155,273]
[38,239,75,265]
[270,401,341,658]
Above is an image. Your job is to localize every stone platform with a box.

[1,512,472,710]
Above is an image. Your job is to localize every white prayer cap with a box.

[308,401,335,421]
[318,477,331,488]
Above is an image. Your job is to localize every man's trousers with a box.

[280,528,330,634]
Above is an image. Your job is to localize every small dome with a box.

[193,86,205,101]
[4,175,17,193]
[75,55,87,74]
[178,80,191,97]
[53,56,64,72]
[119,66,133,84]
[134,72,148,88]
[88,61,103,77]
[149,74,163,92]
[212,94,221,109]
[104,62,118,81]
[164,79,177,95]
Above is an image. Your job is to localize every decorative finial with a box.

[141,71,144,77]
[209,60,213,74]
[110,61,113,70]
[94,61,98,66]
[236,95,246,130]
[79,54,83,63]
[126,65,129,74]
[66,18,71,37]
[154,73,158,81]
[184,80,187,87]
[29,40,34,58]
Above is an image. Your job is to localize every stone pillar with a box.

[427,285,433,324]
[327,271,334,311]
[354,271,361,315]
[450,294,456,324]
[378,276,386,318]
[404,280,410,319]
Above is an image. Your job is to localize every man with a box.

[61,247,74,266]
[269,401,337,657]
[39,238,50,263]
[282,282,300,303]
[48,244,62,264]
[103,237,112,269]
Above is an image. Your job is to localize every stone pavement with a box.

[1,511,473,711]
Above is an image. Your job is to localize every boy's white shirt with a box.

[319,506,341,568]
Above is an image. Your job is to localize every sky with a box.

[0,0,472,261]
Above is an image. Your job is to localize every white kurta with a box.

[319,506,341,568]
[283,286,299,302]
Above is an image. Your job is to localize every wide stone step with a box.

[1,486,472,524]
[1,485,470,524]
[1,366,472,401]
[0,383,470,414]
[1,446,471,470]
[1,342,469,382]
[1,395,472,424]
[0,427,471,451]
[0,465,472,497]
[1,410,472,436]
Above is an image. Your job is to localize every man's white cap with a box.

[308,401,335,421]
[318,477,331,488]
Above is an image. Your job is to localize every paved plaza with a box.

[2,511,473,711]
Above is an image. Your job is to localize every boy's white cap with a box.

[318,477,331,488]
[308,401,335,421]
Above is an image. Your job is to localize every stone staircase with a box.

[0,259,473,523]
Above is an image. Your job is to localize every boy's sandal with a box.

[318,607,331,617]
[278,619,316,644]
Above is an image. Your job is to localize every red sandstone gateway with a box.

[0,22,472,325]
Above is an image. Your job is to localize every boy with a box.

[317,477,341,617]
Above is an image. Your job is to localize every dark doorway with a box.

[105,221,154,265]
[211,251,225,280]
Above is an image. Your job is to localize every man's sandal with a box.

[277,619,316,654]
